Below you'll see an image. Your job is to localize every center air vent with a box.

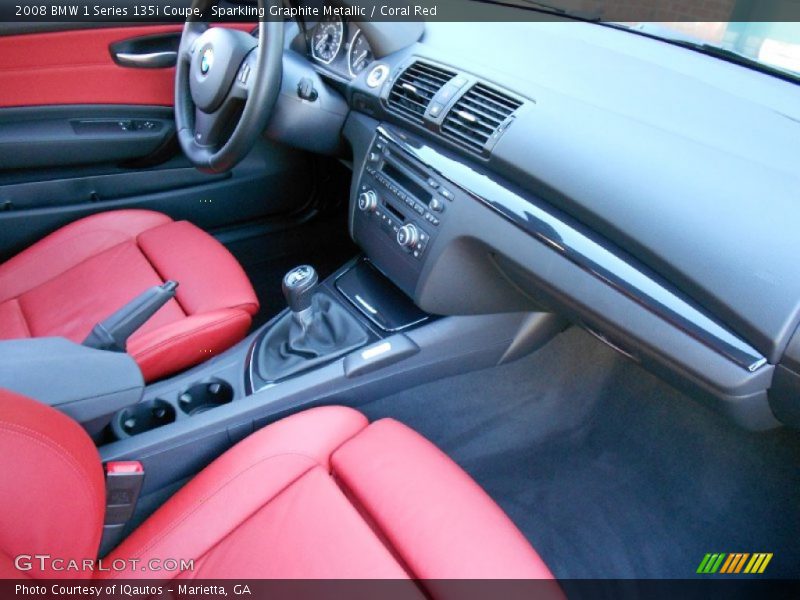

[387,61,456,123]
[441,83,522,153]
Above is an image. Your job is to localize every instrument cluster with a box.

[307,16,375,79]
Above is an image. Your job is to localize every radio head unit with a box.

[351,129,460,296]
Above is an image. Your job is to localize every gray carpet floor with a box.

[360,327,800,579]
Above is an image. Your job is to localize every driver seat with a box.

[0,209,259,381]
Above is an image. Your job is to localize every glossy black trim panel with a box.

[335,258,430,332]
[376,125,768,373]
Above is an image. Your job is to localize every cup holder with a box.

[113,399,176,439]
[178,379,234,416]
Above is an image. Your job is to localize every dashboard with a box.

[305,16,374,79]
[272,13,800,431]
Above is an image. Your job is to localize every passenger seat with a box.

[0,389,555,581]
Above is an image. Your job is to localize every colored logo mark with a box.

[200,48,214,75]
[697,553,773,574]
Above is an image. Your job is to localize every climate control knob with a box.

[396,224,420,249]
[358,190,378,212]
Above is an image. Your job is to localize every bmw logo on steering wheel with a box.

[200,48,214,75]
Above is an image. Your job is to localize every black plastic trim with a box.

[335,258,430,332]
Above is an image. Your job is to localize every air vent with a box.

[387,61,456,123]
[441,83,522,153]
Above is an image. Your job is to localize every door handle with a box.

[109,32,181,69]
[113,51,177,69]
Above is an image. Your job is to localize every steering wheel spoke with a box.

[193,107,225,148]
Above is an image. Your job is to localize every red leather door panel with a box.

[0,24,257,109]
[0,22,310,270]
[0,26,184,108]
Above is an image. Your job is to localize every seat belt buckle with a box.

[100,461,144,556]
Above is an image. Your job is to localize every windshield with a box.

[612,22,800,80]
[496,0,800,82]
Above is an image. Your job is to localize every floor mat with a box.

[360,327,800,579]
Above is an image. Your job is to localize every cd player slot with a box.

[382,161,432,207]
[387,147,429,182]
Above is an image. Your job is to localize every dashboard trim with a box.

[376,125,768,373]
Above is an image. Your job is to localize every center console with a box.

[351,129,461,296]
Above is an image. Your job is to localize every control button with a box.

[428,102,445,118]
[413,203,425,215]
[352,93,373,115]
[437,83,459,104]
[366,64,389,88]
[397,224,420,249]
[429,197,444,212]
[240,64,251,84]
[425,213,440,226]
[358,190,378,212]
[440,188,454,201]
[427,178,439,189]
[368,152,380,163]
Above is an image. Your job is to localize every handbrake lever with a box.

[83,281,179,352]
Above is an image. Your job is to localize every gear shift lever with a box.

[282,265,318,326]
[253,264,368,383]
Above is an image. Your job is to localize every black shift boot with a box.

[252,266,369,383]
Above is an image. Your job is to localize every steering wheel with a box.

[175,0,283,173]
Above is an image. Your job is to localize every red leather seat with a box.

[0,389,554,581]
[0,210,259,381]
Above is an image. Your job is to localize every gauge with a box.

[311,16,344,65]
[348,30,374,77]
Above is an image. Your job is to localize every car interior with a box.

[1,0,799,582]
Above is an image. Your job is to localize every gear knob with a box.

[282,265,318,315]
